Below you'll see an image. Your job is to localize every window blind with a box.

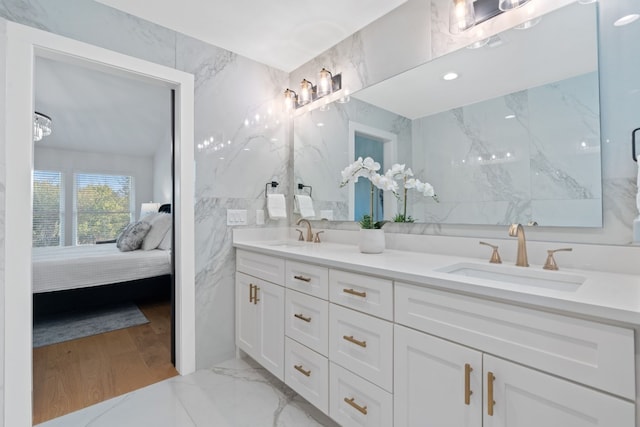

[33,170,64,247]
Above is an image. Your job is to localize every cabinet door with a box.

[256,279,285,381]
[235,272,258,358]
[483,355,635,427]
[394,325,482,427]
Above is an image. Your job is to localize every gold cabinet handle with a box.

[294,364,311,377]
[343,288,367,298]
[487,371,495,416]
[294,275,311,282]
[344,397,368,415]
[343,335,367,348]
[249,283,255,303]
[464,363,473,405]
[254,286,260,305]
[294,313,312,323]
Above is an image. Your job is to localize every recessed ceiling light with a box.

[578,0,596,4]
[443,72,459,81]
[505,114,516,119]
[316,122,325,127]
[243,148,250,151]
[614,14,639,27]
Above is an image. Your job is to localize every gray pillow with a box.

[142,213,172,250]
[158,227,172,250]
[116,221,151,252]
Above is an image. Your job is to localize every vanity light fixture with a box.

[614,14,639,27]
[284,68,342,111]
[449,0,476,34]
[498,0,531,11]
[33,111,52,142]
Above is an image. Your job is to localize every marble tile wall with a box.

[293,97,411,220]
[0,0,288,384]
[414,72,602,227]
[290,0,640,245]
[0,17,6,426]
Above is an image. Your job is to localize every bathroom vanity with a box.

[234,235,639,426]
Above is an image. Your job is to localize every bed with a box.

[32,243,172,316]
[32,243,171,294]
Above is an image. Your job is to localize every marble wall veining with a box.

[0,0,288,400]
[176,33,288,366]
[290,0,640,245]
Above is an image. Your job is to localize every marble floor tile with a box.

[37,357,338,427]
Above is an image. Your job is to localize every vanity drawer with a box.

[285,337,329,414]
[329,304,393,392]
[236,250,285,285]
[395,282,636,400]
[285,260,329,299]
[329,270,393,320]
[285,289,329,356]
[329,362,392,427]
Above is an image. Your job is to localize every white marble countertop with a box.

[234,238,640,326]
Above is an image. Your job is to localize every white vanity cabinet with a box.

[235,250,285,381]
[395,282,636,427]
[235,246,638,427]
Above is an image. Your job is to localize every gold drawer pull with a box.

[487,371,495,416]
[254,286,260,304]
[343,288,367,298]
[464,363,473,405]
[294,313,312,323]
[344,397,368,415]
[294,364,311,377]
[343,335,367,348]
[249,283,255,303]
[294,275,312,282]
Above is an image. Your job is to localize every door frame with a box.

[348,121,398,221]
[3,22,196,426]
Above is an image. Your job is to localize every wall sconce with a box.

[450,0,531,35]
[284,68,342,111]
[449,0,476,34]
[498,0,530,11]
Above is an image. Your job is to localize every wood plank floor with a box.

[32,300,178,425]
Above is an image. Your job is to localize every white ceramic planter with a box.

[359,228,385,254]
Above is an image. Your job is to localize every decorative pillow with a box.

[116,221,151,252]
[142,213,172,250]
[158,227,172,250]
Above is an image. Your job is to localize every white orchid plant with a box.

[340,158,437,227]
[384,163,438,223]
[340,157,398,229]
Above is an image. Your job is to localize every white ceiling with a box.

[35,57,172,157]
[353,2,597,119]
[95,0,407,72]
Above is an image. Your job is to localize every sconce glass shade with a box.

[498,0,531,11]
[33,112,52,142]
[284,88,297,111]
[449,0,476,34]
[299,79,314,106]
[317,68,333,97]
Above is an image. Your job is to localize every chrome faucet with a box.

[296,218,313,242]
[508,223,529,267]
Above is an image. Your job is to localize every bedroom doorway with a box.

[3,22,196,426]
[30,56,177,423]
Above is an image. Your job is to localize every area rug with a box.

[33,302,149,348]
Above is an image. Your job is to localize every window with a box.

[73,173,134,245]
[33,170,64,247]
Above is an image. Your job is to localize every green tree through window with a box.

[33,171,63,247]
[74,173,133,245]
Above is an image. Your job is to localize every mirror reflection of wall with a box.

[293,1,601,227]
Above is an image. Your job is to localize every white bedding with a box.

[32,243,171,293]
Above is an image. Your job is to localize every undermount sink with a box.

[267,240,307,248]
[437,262,586,292]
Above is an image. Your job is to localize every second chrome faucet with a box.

[508,223,529,267]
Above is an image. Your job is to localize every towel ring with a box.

[297,183,312,198]
[264,181,279,198]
